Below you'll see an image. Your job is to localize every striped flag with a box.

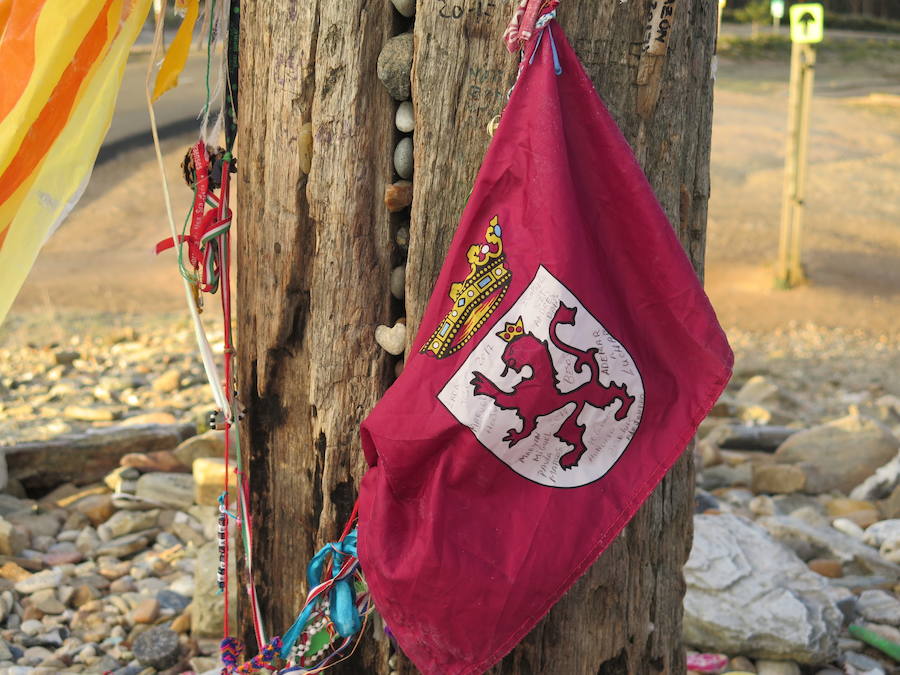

[0,0,151,324]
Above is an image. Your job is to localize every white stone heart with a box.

[375,322,406,356]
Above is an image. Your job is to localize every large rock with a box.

[684,514,842,663]
[758,515,900,578]
[774,414,899,494]
[376,32,413,100]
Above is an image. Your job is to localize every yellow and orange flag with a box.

[0,0,152,325]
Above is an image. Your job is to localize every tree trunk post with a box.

[238,0,717,672]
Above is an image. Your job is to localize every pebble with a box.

[394,137,413,179]
[754,661,800,675]
[857,589,900,625]
[395,223,410,249]
[375,322,407,356]
[63,405,115,422]
[134,473,194,510]
[807,558,843,578]
[391,0,415,17]
[151,369,182,394]
[15,569,62,595]
[385,180,413,212]
[376,32,413,101]
[132,625,180,669]
[131,597,160,624]
[299,122,313,175]
[390,266,406,300]
[157,590,191,614]
[396,100,415,132]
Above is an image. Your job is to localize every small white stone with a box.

[395,101,415,133]
[832,517,866,540]
[375,322,407,356]
[394,137,413,179]
[390,266,406,300]
[391,0,415,18]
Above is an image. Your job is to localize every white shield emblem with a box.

[438,266,644,488]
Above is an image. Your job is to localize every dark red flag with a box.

[358,19,732,675]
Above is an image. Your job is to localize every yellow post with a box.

[787,44,816,285]
[776,3,822,288]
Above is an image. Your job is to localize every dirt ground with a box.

[6,40,900,387]
[705,50,900,338]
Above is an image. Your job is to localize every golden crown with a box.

[421,216,511,359]
[497,317,525,343]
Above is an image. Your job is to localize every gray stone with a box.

[395,100,415,132]
[393,137,413,179]
[135,473,194,509]
[15,569,62,594]
[759,515,900,578]
[390,266,406,301]
[95,532,152,558]
[864,519,900,547]
[684,514,841,663]
[857,589,900,626]
[376,33,413,101]
[697,462,752,490]
[6,512,60,539]
[97,510,159,541]
[735,375,781,407]
[774,414,900,494]
[842,650,886,673]
[391,0,415,17]
[132,625,180,669]
[157,590,191,614]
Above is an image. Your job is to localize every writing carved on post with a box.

[437,0,499,20]
[642,0,677,56]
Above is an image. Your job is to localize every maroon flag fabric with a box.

[358,20,732,675]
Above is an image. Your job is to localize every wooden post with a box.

[239,0,717,672]
[236,2,396,670]
[776,41,816,288]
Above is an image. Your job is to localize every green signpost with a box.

[776,3,824,288]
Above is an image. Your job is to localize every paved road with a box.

[722,20,900,42]
[99,53,208,164]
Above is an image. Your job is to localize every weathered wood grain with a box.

[236,1,396,670]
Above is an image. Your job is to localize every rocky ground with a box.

[0,320,233,675]
[0,318,898,674]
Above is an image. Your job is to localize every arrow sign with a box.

[799,12,814,33]
[790,3,824,44]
